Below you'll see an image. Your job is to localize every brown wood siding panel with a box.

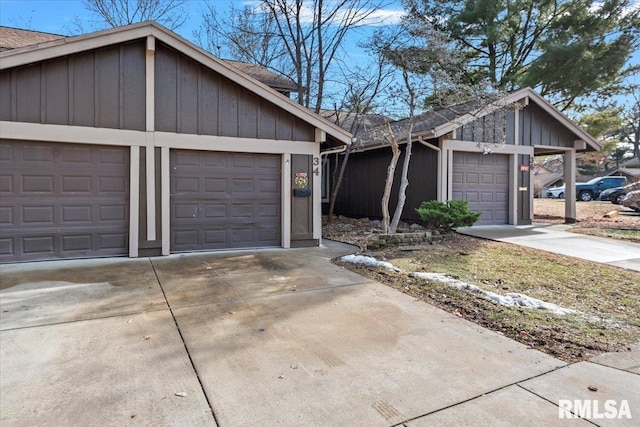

[15,64,41,123]
[334,143,438,220]
[71,51,96,127]
[0,140,129,262]
[257,98,278,139]
[178,55,199,134]
[170,150,281,251]
[96,45,120,129]
[44,58,69,125]
[238,91,259,139]
[122,42,146,131]
[0,71,11,121]
[155,43,178,132]
[218,83,239,137]
[522,104,575,148]
[505,111,515,145]
[198,68,220,135]
[153,42,314,141]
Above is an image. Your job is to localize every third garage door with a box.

[452,152,509,225]
[170,150,281,251]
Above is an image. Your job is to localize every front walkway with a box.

[457,223,640,272]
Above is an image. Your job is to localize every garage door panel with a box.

[452,152,509,225]
[170,150,281,252]
[0,141,129,262]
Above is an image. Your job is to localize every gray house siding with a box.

[0,40,146,130]
[333,142,439,221]
[154,42,315,141]
[522,103,575,148]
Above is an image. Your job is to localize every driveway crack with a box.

[149,258,219,427]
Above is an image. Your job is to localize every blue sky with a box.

[1,0,638,115]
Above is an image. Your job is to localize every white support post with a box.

[509,154,518,225]
[146,142,156,241]
[129,146,140,257]
[564,150,577,223]
[282,154,291,248]
[312,135,322,243]
[145,36,156,242]
[161,146,170,255]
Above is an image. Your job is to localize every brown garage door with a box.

[170,150,281,251]
[452,152,509,225]
[0,140,129,262]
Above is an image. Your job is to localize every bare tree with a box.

[326,54,393,223]
[371,24,511,233]
[82,0,187,30]
[197,0,388,112]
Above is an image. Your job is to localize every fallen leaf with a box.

[175,392,187,397]
[588,386,598,392]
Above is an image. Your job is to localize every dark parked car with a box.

[599,182,640,204]
[575,176,627,201]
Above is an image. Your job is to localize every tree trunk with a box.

[381,121,400,233]
[327,146,352,223]
[389,126,413,233]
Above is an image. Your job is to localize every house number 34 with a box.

[313,156,320,176]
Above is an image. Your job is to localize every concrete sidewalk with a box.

[457,223,640,272]
[1,241,638,426]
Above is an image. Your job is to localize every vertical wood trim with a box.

[176,55,181,132]
[40,63,46,122]
[312,133,322,242]
[514,109,520,145]
[10,69,17,121]
[447,150,453,200]
[118,46,125,128]
[564,150,577,222]
[161,146,170,255]
[94,51,99,127]
[145,36,155,132]
[129,145,140,257]
[282,153,291,248]
[509,154,517,225]
[68,57,74,125]
[146,136,156,240]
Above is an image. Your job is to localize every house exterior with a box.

[0,23,351,263]
[330,88,599,225]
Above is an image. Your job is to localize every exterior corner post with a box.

[564,149,577,223]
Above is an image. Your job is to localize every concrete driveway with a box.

[1,242,637,426]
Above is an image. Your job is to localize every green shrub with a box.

[415,200,481,230]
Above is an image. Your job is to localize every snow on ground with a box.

[340,255,401,272]
[413,272,577,315]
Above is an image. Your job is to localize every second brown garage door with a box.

[452,152,509,225]
[170,150,281,251]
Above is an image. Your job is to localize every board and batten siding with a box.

[521,103,577,148]
[0,40,146,131]
[154,42,315,141]
[334,142,439,221]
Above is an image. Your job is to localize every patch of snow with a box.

[340,254,401,272]
[413,272,577,315]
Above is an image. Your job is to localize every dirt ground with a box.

[534,198,639,229]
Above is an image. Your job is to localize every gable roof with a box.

[353,88,599,152]
[224,60,297,93]
[0,22,351,147]
[0,26,64,50]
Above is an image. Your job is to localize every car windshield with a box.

[585,177,602,184]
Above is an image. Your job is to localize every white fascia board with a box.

[0,21,353,147]
[0,121,146,146]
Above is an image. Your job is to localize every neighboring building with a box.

[0,22,351,262]
[532,164,564,198]
[606,157,640,181]
[330,88,599,225]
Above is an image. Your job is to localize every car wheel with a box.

[578,191,592,202]
[613,194,624,204]
[559,192,564,199]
